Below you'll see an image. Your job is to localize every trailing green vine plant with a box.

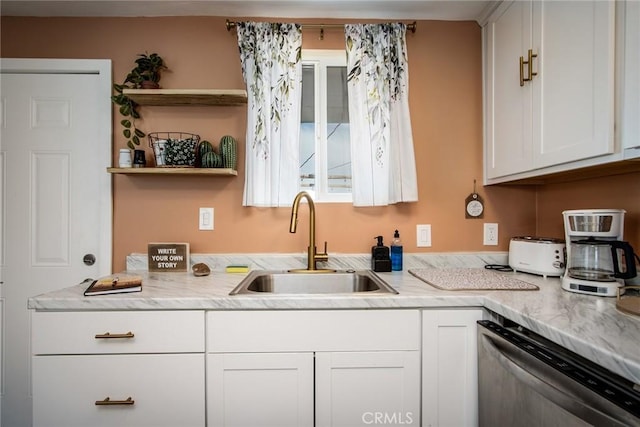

[111,52,167,149]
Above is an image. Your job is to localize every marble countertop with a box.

[28,253,640,385]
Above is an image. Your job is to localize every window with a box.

[300,50,352,203]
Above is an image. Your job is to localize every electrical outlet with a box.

[483,223,498,246]
[416,224,432,247]
[199,207,214,230]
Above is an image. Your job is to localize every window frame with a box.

[301,49,352,204]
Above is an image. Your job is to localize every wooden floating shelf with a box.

[122,89,248,106]
[108,167,238,176]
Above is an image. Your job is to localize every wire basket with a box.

[148,132,200,167]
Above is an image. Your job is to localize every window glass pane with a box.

[299,50,352,202]
[326,66,351,194]
[300,64,316,191]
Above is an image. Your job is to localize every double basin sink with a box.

[229,270,398,295]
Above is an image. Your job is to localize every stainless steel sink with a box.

[229,270,398,295]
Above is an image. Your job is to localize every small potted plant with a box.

[130,52,167,89]
[111,52,167,149]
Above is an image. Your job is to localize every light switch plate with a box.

[199,207,214,230]
[416,224,432,247]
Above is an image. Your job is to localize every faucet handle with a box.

[315,241,329,263]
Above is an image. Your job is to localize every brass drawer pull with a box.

[95,397,135,406]
[94,331,135,339]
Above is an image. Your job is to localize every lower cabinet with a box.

[206,310,421,427]
[31,310,205,427]
[207,350,420,427]
[422,309,484,427]
[315,351,420,427]
[33,353,205,427]
[31,307,483,427]
[207,352,315,427]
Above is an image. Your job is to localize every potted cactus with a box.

[111,53,168,149]
[198,136,237,170]
[219,135,238,170]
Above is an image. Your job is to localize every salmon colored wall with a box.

[536,172,640,250]
[1,16,551,272]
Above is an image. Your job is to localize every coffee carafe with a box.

[568,239,636,282]
[562,209,637,297]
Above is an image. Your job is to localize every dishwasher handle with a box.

[479,327,632,427]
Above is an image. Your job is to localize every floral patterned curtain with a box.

[345,23,418,206]
[237,22,303,207]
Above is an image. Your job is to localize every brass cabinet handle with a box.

[520,49,538,86]
[94,331,135,339]
[95,397,135,406]
[527,49,538,82]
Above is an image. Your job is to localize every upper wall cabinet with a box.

[483,0,617,184]
[622,1,640,159]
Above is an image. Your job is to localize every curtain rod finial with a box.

[226,19,236,31]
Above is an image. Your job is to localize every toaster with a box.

[508,236,566,278]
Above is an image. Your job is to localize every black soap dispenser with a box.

[372,236,392,272]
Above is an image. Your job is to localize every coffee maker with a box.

[562,209,637,297]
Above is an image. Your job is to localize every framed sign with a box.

[465,192,484,219]
[148,243,190,272]
[464,180,484,219]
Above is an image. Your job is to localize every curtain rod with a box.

[225,19,417,33]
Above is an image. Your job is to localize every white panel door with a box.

[0,59,112,427]
[422,309,484,427]
[533,0,615,168]
[207,352,314,427]
[315,351,420,427]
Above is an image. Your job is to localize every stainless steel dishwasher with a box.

[477,320,640,426]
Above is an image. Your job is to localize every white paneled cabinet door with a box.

[422,309,484,427]
[207,352,314,427]
[622,0,640,158]
[484,1,615,183]
[484,0,533,179]
[533,1,614,168]
[315,351,420,427]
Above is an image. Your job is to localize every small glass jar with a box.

[118,149,132,168]
[133,149,146,167]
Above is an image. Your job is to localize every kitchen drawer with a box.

[207,310,420,352]
[33,353,205,427]
[32,310,204,355]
